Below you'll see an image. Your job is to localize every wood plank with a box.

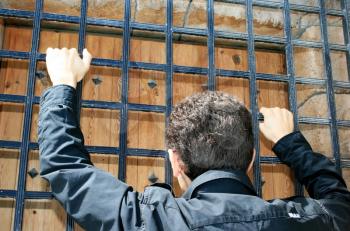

[215,46,248,71]
[261,164,295,200]
[130,38,165,64]
[0,27,31,96]
[23,199,66,231]
[127,111,165,150]
[0,102,24,141]
[271,164,295,199]
[26,150,50,192]
[2,26,32,52]
[261,164,275,200]
[80,108,120,147]
[173,73,207,105]
[83,34,122,102]
[258,80,289,156]
[0,19,4,50]
[0,149,19,190]
[126,156,165,192]
[90,153,119,178]
[0,198,15,231]
[173,42,208,68]
[128,69,165,106]
[216,77,250,107]
[342,168,350,190]
[34,30,60,97]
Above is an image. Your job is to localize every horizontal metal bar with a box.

[260,156,283,164]
[254,35,286,44]
[42,12,80,24]
[295,77,326,85]
[216,69,250,78]
[0,94,25,103]
[298,117,330,125]
[129,61,165,71]
[173,27,207,37]
[333,81,350,88]
[24,191,53,199]
[0,8,34,18]
[127,148,166,157]
[86,146,119,154]
[337,120,350,127]
[87,17,124,28]
[81,100,121,110]
[131,22,164,32]
[173,65,208,75]
[289,4,320,13]
[325,9,345,17]
[341,160,350,168]
[0,189,16,198]
[256,73,289,82]
[215,31,248,40]
[293,40,324,49]
[0,50,29,59]
[0,140,22,149]
[253,0,283,9]
[128,103,166,113]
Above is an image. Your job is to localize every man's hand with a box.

[46,47,92,89]
[259,107,294,144]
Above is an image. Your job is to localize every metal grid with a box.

[0,0,349,230]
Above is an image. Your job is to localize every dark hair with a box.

[166,91,254,180]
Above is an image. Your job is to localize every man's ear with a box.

[168,149,185,177]
[168,149,192,192]
[246,149,256,174]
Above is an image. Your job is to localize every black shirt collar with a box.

[182,170,257,200]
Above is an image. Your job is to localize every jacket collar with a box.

[182,169,257,200]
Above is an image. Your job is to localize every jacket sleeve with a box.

[272,131,350,200]
[38,85,142,231]
[273,131,350,229]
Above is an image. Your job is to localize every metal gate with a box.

[0,0,349,230]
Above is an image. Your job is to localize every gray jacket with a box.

[39,85,350,230]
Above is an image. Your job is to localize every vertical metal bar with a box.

[66,1,88,230]
[165,0,173,185]
[13,0,43,230]
[246,0,262,197]
[207,0,216,90]
[283,0,304,196]
[319,0,341,173]
[340,0,350,82]
[74,0,88,121]
[118,0,131,182]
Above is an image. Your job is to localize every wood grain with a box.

[261,164,295,200]
[22,199,66,231]
[26,150,50,192]
[0,198,15,231]
[0,149,19,190]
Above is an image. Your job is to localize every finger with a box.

[259,107,268,114]
[46,47,53,54]
[69,48,77,55]
[259,122,266,132]
[82,48,92,67]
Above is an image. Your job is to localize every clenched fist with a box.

[259,107,294,144]
[46,48,92,89]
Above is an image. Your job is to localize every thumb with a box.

[82,48,92,68]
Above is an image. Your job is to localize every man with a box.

[39,48,350,230]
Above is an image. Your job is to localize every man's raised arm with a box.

[260,107,350,230]
[39,48,141,230]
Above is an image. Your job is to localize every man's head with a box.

[166,91,254,185]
